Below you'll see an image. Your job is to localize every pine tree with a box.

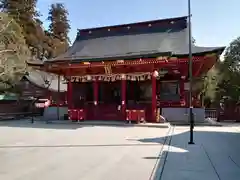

[47,3,70,57]
[48,3,70,41]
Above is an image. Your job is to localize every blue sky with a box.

[37,0,240,47]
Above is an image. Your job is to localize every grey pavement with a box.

[0,120,170,180]
[160,126,240,180]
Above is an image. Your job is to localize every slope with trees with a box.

[0,12,29,93]
[0,0,44,58]
[0,0,71,60]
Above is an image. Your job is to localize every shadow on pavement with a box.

[137,128,240,180]
[0,143,162,149]
[0,119,168,130]
[0,120,85,130]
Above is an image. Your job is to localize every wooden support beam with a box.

[194,59,205,77]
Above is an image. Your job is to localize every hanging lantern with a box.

[140,76,145,81]
[44,100,51,107]
[153,70,159,77]
[121,74,126,80]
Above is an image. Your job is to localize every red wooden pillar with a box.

[57,74,60,120]
[152,73,157,122]
[67,79,73,109]
[93,78,98,105]
[93,78,99,120]
[121,75,126,120]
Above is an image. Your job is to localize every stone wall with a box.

[43,107,68,120]
[162,107,205,123]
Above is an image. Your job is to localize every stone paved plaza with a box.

[160,125,240,180]
[1,121,240,180]
[0,121,169,180]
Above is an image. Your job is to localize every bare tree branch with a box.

[0,49,16,53]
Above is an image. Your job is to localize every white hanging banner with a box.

[69,72,152,82]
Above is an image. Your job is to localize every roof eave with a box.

[44,51,172,64]
[26,60,44,66]
[174,46,226,57]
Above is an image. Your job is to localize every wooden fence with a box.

[205,106,240,122]
[205,108,217,120]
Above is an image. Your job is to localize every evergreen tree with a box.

[47,3,70,57]
[48,3,70,41]
[216,37,240,102]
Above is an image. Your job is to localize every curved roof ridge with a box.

[78,16,188,32]
[75,16,187,41]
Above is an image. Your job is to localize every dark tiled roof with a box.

[26,59,44,66]
[47,16,225,62]
[25,70,67,92]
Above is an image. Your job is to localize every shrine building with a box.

[27,16,225,123]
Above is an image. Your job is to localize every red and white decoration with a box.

[70,72,152,82]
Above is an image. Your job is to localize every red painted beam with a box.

[41,56,206,76]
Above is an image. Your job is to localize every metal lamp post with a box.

[188,0,195,145]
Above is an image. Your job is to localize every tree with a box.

[47,3,70,57]
[0,12,29,93]
[200,64,222,106]
[48,3,70,41]
[0,0,45,58]
[213,37,240,103]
